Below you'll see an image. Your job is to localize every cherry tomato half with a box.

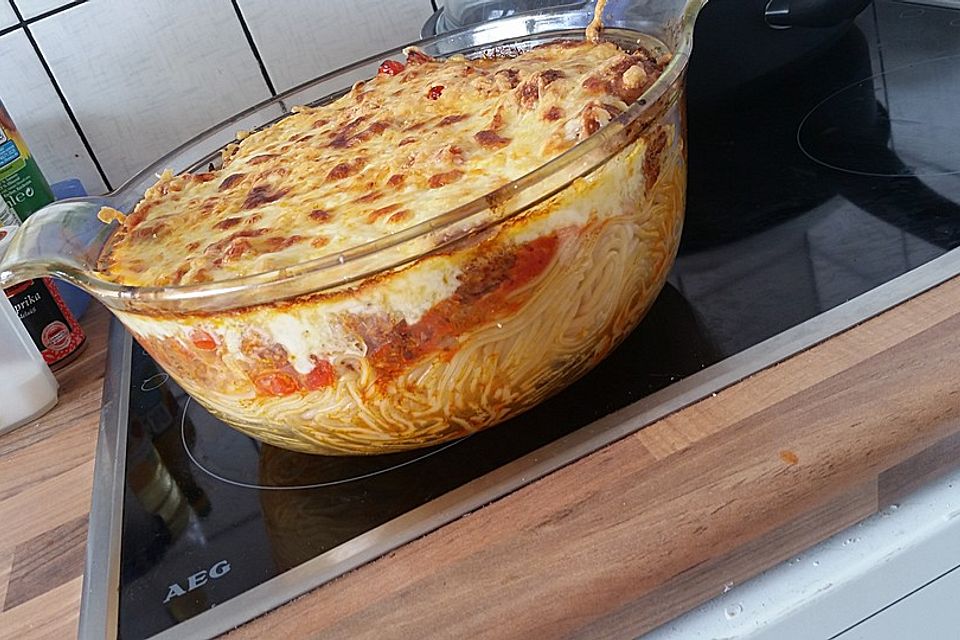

[190,329,217,351]
[255,371,299,396]
[378,59,405,76]
[305,359,336,390]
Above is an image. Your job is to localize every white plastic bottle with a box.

[0,196,17,226]
[0,216,59,434]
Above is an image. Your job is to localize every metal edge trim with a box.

[151,248,960,640]
[78,320,132,640]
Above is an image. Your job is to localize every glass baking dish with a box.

[0,0,704,454]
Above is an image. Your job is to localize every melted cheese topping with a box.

[586,0,608,42]
[97,40,667,287]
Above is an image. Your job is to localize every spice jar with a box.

[0,207,86,369]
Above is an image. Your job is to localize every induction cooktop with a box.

[80,2,960,638]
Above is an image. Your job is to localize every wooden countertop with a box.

[3,274,960,639]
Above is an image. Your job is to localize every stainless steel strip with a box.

[78,321,131,640]
[149,248,960,640]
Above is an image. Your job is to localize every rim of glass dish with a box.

[83,2,704,309]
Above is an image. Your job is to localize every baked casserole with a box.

[95,39,686,454]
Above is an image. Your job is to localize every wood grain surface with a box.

[2,275,960,639]
[0,302,108,640]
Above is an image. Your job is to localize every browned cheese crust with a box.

[97,41,668,288]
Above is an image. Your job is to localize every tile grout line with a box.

[4,0,113,192]
[22,0,88,23]
[1,1,92,42]
[2,0,88,31]
[230,0,278,97]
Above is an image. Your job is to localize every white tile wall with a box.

[0,29,106,193]
[12,0,73,20]
[0,2,18,29]
[237,0,434,92]
[0,0,437,193]
[29,0,273,187]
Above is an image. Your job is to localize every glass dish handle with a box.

[0,197,116,291]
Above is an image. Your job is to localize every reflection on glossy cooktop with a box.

[118,282,713,639]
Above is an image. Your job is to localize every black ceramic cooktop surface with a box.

[115,4,960,638]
